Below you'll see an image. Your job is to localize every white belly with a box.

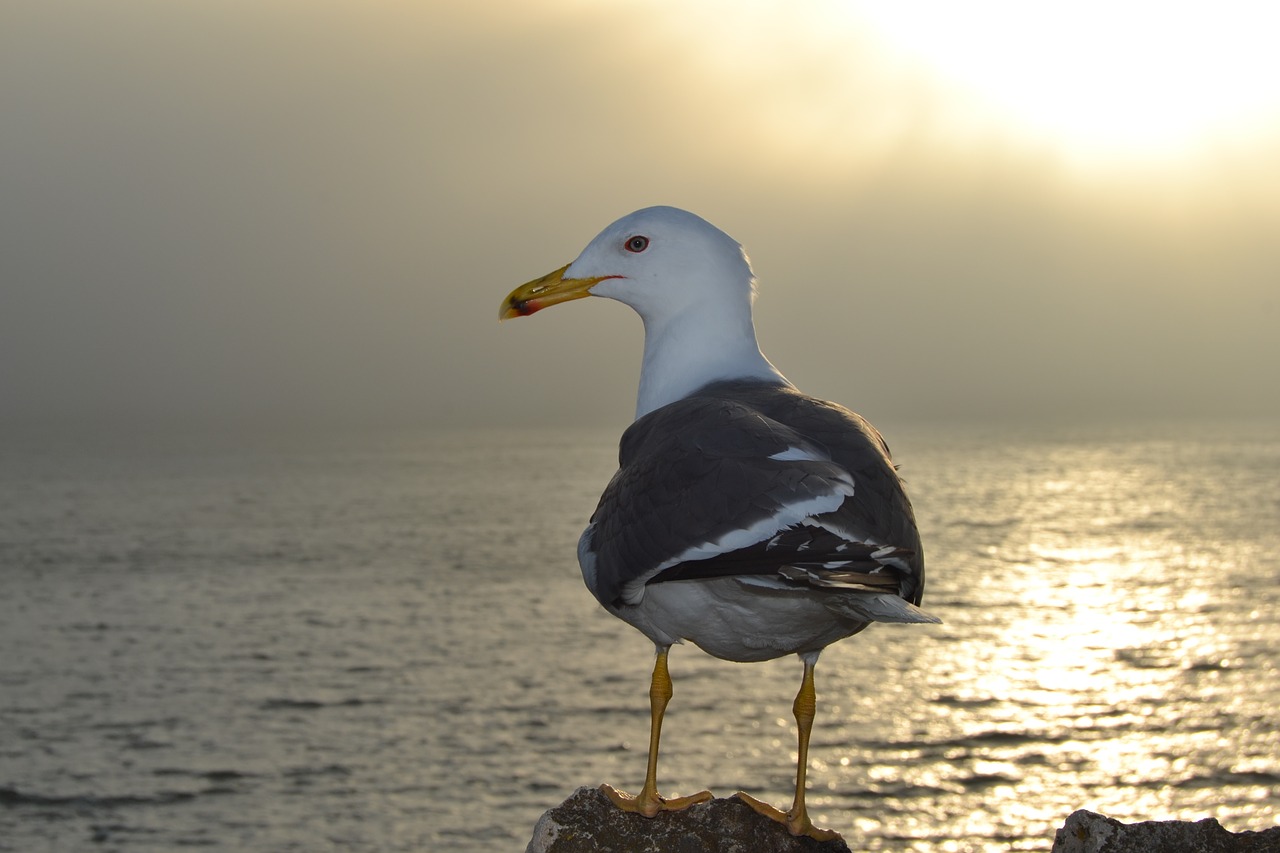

[614,577,868,662]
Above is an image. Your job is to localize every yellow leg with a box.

[738,655,841,841]
[601,645,712,818]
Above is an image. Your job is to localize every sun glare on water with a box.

[839,0,1280,168]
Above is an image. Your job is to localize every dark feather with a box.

[581,379,926,609]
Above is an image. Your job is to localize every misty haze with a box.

[2,2,1278,851]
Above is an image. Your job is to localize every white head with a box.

[564,206,756,320]
[501,206,789,417]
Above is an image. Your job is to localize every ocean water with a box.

[2,420,1278,852]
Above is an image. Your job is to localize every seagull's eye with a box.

[624,235,650,253]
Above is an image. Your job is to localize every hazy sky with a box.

[3,0,1278,430]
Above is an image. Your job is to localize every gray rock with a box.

[1051,809,1280,853]
[526,786,852,853]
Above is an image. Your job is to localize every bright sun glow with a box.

[839,0,1280,166]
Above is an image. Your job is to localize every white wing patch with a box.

[869,544,915,573]
[768,445,827,462]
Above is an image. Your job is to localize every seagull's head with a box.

[500,206,755,324]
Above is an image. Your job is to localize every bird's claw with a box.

[599,783,713,818]
[734,791,843,842]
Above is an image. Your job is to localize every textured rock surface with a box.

[1051,809,1280,853]
[525,786,852,853]
[527,792,1280,853]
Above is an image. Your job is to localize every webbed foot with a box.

[735,791,842,842]
[600,782,712,818]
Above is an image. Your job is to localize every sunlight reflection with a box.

[806,429,1279,845]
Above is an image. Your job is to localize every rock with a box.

[1051,809,1280,853]
[526,786,852,853]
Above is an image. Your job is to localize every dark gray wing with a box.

[580,394,856,607]
[579,380,925,612]
[720,381,926,606]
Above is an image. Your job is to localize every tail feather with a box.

[825,591,941,624]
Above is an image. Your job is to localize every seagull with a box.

[499,205,937,841]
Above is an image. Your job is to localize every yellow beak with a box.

[499,264,612,320]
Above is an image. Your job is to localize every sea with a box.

[2,419,1278,852]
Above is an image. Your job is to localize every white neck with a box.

[634,302,790,419]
